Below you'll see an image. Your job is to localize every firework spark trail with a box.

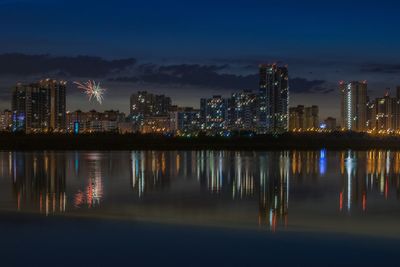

[74,80,106,104]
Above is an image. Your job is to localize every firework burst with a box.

[74,80,106,104]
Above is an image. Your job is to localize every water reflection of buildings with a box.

[258,152,289,231]
[339,150,400,213]
[10,152,66,215]
[4,149,400,230]
[291,150,326,178]
[130,151,171,197]
[129,150,290,230]
[339,151,364,212]
[74,153,104,208]
[233,152,255,198]
[130,151,258,198]
[366,150,400,199]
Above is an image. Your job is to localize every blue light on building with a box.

[12,112,25,132]
[74,121,79,134]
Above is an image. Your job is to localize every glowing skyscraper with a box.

[258,64,289,133]
[339,81,367,131]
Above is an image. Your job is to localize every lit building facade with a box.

[129,91,172,132]
[339,81,368,131]
[169,107,201,134]
[0,109,12,131]
[367,92,400,132]
[305,105,319,129]
[289,105,305,131]
[11,79,66,133]
[140,116,171,134]
[372,95,395,131]
[66,110,125,133]
[200,95,228,133]
[130,91,171,119]
[258,64,289,133]
[289,105,319,131]
[227,90,258,132]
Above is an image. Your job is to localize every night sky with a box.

[1,0,400,118]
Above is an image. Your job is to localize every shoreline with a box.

[1,132,400,150]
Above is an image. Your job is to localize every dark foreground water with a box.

[0,150,399,266]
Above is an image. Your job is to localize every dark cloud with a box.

[361,64,400,74]
[113,63,331,94]
[0,53,136,77]
[113,64,259,90]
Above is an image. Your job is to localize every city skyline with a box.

[6,73,400,134]
[2,54,400,120]
[4,67,400,124]
[1,0,400,119]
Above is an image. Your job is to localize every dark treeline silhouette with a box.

[1,131,400,150]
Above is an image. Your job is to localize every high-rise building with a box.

[394,86,400,131]
[129,91,172,132]
[339,81,368,131]
[130,91,171,119]
[393,97,400,131]
[258,64,289,133]
[375,95,395,131]
[304,105,319,129]
[289,105,305,131]
[366,100,375,130]
[367,92,400,132]
[11,79,66,133]
[289,105,319,131]
[169,107,201,134]
[200,95,228,133]
[154,94,172,116]
[227,90,258,131]
[0,109,12,131]
[396,86,400,99]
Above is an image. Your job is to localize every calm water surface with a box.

[1,150,400,238]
